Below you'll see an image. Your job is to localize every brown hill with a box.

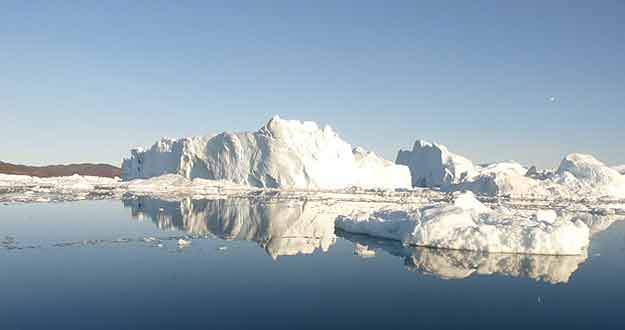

[0,161,121,178]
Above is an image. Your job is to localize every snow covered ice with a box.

[122,116,411,190]
[336,192,590,255]
[0,173,119,203]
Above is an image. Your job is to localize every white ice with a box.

[335,192,590,255]
[122,116,411,190]
[396,140,475,188]
[396,139,625,200]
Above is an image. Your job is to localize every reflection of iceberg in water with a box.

[123,196,621,281]
[337,230,588,284]
[571,212,623,236]
[404,248,588,284]
[123,197,337,259]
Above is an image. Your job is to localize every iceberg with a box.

[552,154,625,198]
[396,140,475,187]
[335,192,590,255]
[397,140,625,199]
[0,173,119,203]
[122,116,411,190]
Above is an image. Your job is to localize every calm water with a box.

[1,198,624,330]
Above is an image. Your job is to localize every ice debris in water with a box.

[177,239,191,247]
[354,243,376,258]
[142,237,158,243]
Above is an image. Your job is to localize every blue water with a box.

[1,199,624,330]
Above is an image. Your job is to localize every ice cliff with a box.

[396,140,475,187]
[122,116,411,190]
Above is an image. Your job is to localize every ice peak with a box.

[260,115,328,137]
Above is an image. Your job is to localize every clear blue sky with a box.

[2,1,624,168]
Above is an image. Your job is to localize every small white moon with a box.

[548,96,557,103]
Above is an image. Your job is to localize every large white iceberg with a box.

[335,192,590,255]
[396,140,625,199]
[122,116,411,190]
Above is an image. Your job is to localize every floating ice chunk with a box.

[336,192,590,255]
[177,239,191,247]
[354,243,376,258]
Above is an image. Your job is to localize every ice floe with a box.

[0,173,120,203]
[335,192,590,255]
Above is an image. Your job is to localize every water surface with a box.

[1,198,624,330]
